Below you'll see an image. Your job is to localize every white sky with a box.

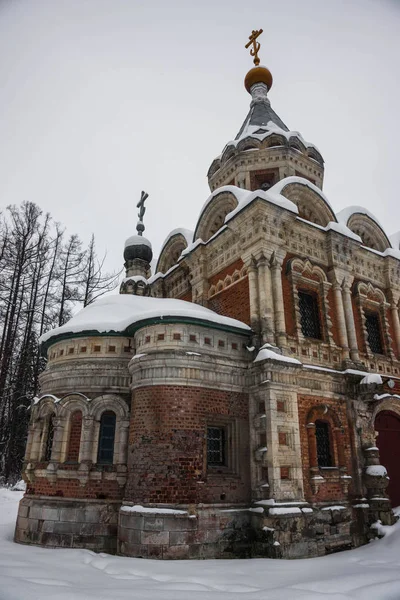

[0,0,399,274]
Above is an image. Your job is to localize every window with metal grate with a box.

[207,426,225,466]
[365,311,384,354]
[315,420,333,467]
[298,290,322,340]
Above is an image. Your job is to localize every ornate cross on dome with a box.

[245,29,263,66]
[136,190,149,236]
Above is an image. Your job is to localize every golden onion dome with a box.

[244,65,273,93]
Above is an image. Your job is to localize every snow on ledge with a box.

[254,344,302,365]
[269,507,302,516]
[360,374,383,385]
[321,505,346,511]
[121,505,189,515]
[365,465,388,477]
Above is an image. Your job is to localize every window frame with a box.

[364,310,384,355]
[207,426,226,467]
[315,420,334,468]
[298,289,323,341]
[205,418,239,474]
[97,411,117,465]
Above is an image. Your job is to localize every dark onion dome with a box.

[124,234,153,263]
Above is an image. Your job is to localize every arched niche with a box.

[194,191,239,243]
[279,181,336,227]
[346,212,391,252]
[156,231,190,274]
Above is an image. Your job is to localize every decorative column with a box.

[50,417,64,463]
[342,281,360,362]
[257,253,275,344]
[270,251,287,348]
[80,416,95,463]
[307,423,323,494]
[390,300,400,358]
[332,280,350,359]
[306,423,318,469]
[116,420,130,487]
[29,424,42,462]
[247,257,260,338]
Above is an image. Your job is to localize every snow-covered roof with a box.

[40,294,251,347]
[272,176,334,213]
[226,121,322,157]
[124,235,152,249]
[336,206,385,230]
[159,228,194,251]
[389,231,400,250]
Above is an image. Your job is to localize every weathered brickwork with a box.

[127,385,250,505]
[208,278,250,326]
[26,475,123,500]
[297,395,353,503]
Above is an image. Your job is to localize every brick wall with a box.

[26,475,123,500]
[66,411,82,462]
[208,259,244,286]
[127,385,250,505]
[178,290,192,302]
[208,278,250,326]
[297,395,353,503]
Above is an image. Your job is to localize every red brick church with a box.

[15,31,400,559]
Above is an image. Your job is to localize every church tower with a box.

[207,29,324,193]
[120,191,152,296]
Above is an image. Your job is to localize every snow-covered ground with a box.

[1,489,400,600]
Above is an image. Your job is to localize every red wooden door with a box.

[375,410,400,508]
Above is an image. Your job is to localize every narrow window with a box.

[365,311,384,354]
[298,290,322,340]
[97,411,116,464]
[66,411,82,462]
[315,420,333,467]
[44,416,55,461]
[280,466,290,479]
[207,427,225,466]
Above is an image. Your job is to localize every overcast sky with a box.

[0,0,399,274]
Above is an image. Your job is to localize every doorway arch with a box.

[375,410,400,508]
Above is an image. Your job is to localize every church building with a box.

[15,31,400,559]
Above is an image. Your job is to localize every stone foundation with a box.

[118,506,252,559]
[14,496,120,553]
[15,498,370,559]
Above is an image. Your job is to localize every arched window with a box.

[97,411,116,464]
[364,311,384,355]
[66,410,82,462]
[315,420,333,467]
[44,415,55,462]
[298,290,322,340]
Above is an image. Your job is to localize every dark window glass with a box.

[298,291,322,340]
[207,427,225,466]
[315,421,333,467]
[97,411,116,464]
[365,312,384,354]
[44,416,55,461]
